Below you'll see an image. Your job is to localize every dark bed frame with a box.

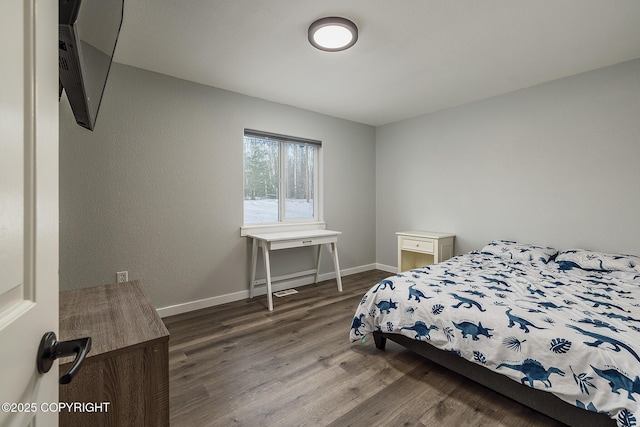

[373,331,616,427]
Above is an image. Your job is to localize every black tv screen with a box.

[59,0,124,130]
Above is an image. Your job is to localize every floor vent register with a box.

[273,289,298,298]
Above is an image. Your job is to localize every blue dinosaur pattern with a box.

[591,365,640,401]
[350,314,365,336]
[372,279,395,293]
[408,284,430,302]
[453,321,493,341]
[497,358,565,388]
[401,321,438,340]
[506,309,546,333]
[449,293,486,312]
[375,299,398,314]
[349,249,640,426]
[567,325,640,363]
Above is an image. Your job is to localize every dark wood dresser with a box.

[59,280,169,426]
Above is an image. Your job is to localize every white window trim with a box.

[241,130,323,236]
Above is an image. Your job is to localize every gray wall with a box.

[376,58,640,268]
[61,58,640,309]
[59,63,376,309]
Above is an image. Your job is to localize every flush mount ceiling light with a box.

[308,17,358,52]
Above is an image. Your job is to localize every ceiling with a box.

[113,1,640,126]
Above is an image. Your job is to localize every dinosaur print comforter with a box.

[350,251,640,427]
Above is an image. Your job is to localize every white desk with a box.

[247,229,343,311]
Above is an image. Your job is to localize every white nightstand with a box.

[396,231,455,273]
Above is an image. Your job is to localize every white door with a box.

[0,0,59,426]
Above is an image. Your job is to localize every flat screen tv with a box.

[59,0,124,130]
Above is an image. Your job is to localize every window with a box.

[243,129,321,226]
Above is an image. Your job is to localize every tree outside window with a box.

[243,131,319,225]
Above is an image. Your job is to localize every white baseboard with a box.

[157,263,378,318]
[375,263,397,274]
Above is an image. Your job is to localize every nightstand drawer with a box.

[402,238,434,254]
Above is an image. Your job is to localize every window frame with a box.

[241,129,324,236]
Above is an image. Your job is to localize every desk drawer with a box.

[401,238,434,254]
[270,236,336,250]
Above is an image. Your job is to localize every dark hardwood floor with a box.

[164,270,565,426]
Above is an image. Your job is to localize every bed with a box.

[350,241,640,427]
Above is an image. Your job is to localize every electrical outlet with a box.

[116,271,128,283]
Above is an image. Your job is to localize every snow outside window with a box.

[243,130,320,226]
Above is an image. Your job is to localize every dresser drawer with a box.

[401,238,434,254]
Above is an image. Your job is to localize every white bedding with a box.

[350,250,640,427]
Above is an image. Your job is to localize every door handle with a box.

[36,331,91,384]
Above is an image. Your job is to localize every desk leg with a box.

[249,238,258,298]
[329,242,343,292]
[261,241,274,311]
[314,244,322,283]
